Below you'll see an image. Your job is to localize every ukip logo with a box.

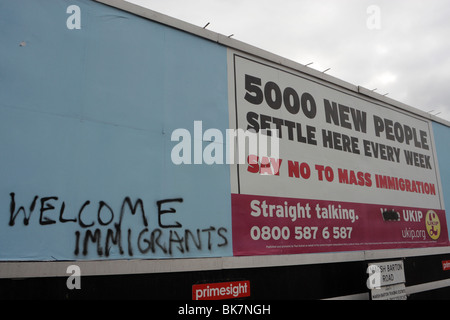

[425,210,441,240]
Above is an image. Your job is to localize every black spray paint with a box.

[8,192,229,257]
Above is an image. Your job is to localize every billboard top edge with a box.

[96,0,450,128]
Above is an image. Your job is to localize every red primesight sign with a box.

[192,281,250,300]
[442,261,450,271]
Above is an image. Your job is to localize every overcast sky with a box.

[127,0,450,122]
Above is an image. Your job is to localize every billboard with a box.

[0,0,448,263]
[229,53,449,255]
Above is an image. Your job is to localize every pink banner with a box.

[232,193,449,256]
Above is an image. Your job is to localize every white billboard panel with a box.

[230,53,442,209]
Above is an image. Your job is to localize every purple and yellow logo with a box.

[425,210,441,240]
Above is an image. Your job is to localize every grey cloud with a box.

[128,0,450,121]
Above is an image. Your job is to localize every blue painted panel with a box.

[0,0,231,260]
[432,122,450,239]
